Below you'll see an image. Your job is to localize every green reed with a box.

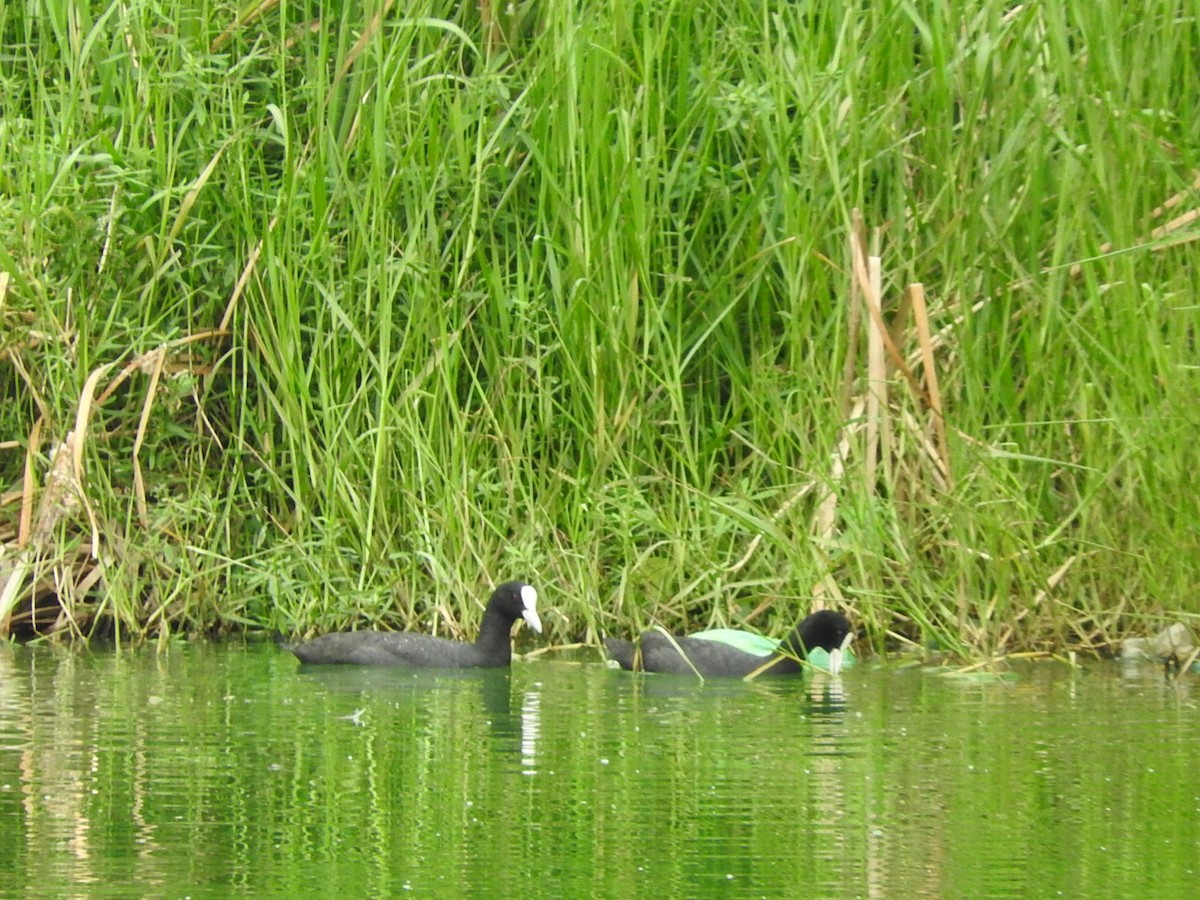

[1,0,1196,655]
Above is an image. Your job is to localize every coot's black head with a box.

[792,609,854,674]
[489,581,542,633]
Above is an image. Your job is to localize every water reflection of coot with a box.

[803,677,848,720]
[606,663,850,717]
[294,666,539,762]
[296,666,509,719]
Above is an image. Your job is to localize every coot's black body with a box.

[604,609,852,677]
[287,581,541,669]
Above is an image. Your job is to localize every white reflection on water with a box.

[520,685,542,776]
[0,649,27,754]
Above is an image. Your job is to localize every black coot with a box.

[604,609,852,677]
[287,581,541,668]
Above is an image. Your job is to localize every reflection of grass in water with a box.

[6,644,1200,897]
[1,0,1197,657]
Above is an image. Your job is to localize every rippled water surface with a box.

[0,642,1196,898]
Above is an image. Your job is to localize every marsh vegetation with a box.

[1,0,1197,655]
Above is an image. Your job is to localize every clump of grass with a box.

[1,0,1197,657]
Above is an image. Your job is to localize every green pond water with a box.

[0,642,1196,898]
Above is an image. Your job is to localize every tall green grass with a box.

[1,0,1197,655]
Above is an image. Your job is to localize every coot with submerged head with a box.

[604,609,852,677]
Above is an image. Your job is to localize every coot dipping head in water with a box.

[604,608,853,678]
